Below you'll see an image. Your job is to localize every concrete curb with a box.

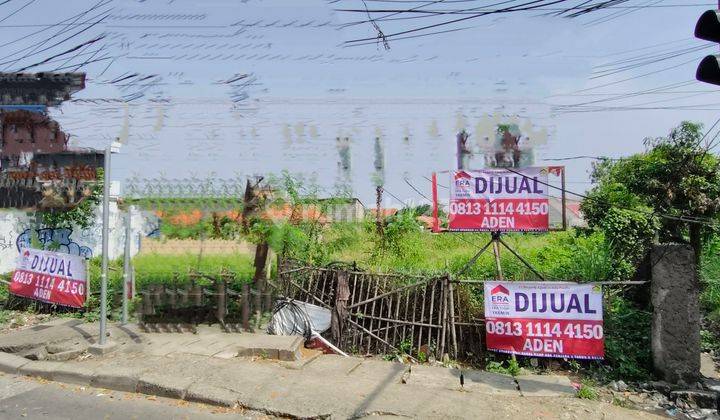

[5,354,320,418]
[49,363,94,386]
[0,352,31,374]
[185,383,239,408]
[90,366,142,393]
[18,361,58,381]
[137,374,194,400]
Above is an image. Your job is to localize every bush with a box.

[601,295,652,380]
[577,380,599,400]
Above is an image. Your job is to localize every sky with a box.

[1,0,718,207]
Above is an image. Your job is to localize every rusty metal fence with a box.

[137,269,276,333]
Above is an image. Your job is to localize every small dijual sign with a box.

[10,248,87,308]
[448,167,552,232]
[484,281,604,360]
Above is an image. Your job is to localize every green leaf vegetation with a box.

[582,121,720,278]
[579,121,720,380]
[40,169,103,230]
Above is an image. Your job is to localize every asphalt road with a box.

[0,374,269,420]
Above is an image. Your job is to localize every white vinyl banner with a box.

[484,281,604,360]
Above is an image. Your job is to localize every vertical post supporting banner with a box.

[431,172,440,233]
[561,167,567,231]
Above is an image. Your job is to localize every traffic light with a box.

[696,10,720,85]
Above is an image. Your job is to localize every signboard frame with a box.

[9,248,88,308]
[431,166,567,233]
[483,280,605,360]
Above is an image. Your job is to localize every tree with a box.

[581,121,720,278]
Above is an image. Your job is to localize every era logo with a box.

[490,284,510,305]
[454,171,472,189]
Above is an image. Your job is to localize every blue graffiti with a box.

[146,220,160,239]
[16,228,93,259]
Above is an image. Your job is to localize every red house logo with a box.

[491,284,509,295]
[454,171,472,180]
[454,171,473,189]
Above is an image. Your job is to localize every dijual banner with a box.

[484,281,604,360]
[447,167,551,232]
[10,248,87,308]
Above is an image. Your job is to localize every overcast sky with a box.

[2,0,718,206]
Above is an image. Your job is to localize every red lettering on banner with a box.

[10,268,86,308]
[485,318,604,359]
[448,168,551,232]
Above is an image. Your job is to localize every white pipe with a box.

[311,332,349,358]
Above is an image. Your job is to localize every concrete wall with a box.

[324,200,365,223]
[651,244,701,384]
[0,204,158,275]
[138,238,255,255]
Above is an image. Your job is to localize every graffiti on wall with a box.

[0,233,13,251]
[15,228,93,259]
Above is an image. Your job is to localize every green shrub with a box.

[485,358,521,377]
[577,380,599,400]
[602,295,652,380]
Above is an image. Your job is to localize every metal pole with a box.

[492,233,504,280]
[122,210,131,324]
[497,235,546,280]
[99,144,111,345]
[456,238,494,277]
[561,166,567,231]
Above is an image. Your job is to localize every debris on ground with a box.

[598,379,720,420]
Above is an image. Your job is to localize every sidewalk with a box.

[0,319,662,419]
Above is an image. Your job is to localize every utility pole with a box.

[122,210,131,325]
[99,143,111,345]
[92,140,121,355]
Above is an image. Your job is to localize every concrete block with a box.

[234,333,302,361]
[185,383,239,408]
[46,348,86,362]
[651,244,701,384]
[137,373,194,399]
[237,347,279,360]
[0,352,31,374]
[90,366,142,393]
[18,346,48,361]
[88,341,119,356]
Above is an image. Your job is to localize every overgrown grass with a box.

[324,223,613,281]
[701,236,720,352]
[576,380,599,400]
[85,253,255,294]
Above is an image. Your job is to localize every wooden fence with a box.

[278,262,486,362]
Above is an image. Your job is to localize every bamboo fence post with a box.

[448,274,458,359]
[242,282,251,331]
[439,277,447,359]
